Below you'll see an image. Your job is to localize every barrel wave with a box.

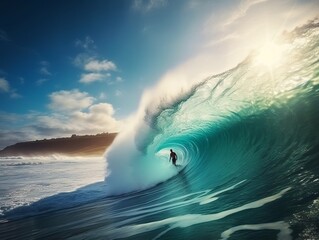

[105,20,319,192]
[1,20,319,240]
[100,20,319,239]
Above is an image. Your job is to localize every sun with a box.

[255,41,286,68]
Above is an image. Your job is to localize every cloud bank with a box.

[0,89,122,149]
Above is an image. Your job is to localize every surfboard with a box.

[174,164,186,173]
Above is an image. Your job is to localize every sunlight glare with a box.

[256,41,286,68]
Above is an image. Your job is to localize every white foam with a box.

[0,156,106,218]
[220,221,292,240]
[199,180,246,205]
[88,187,291,239]
[111,180,246,219]
[104,122,183,195]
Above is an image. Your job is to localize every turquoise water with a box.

[1,20,319,239]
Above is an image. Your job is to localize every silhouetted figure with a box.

[169,149,178,166]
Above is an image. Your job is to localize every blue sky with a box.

[0,0,318,148]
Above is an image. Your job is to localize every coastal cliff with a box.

[0,133,117,157]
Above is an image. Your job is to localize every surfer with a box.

[169,149,178,166]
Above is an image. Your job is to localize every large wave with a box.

[104,19,319,196]
[1,19,319,240]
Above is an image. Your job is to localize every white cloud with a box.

[0,78,10,92]
[40,67,51,75]
[75,36,96,50]
[0,130,30,149]
[0,78,22,98]
[79,59,116,84]
[133,0,167,12]
[36,78,48,86]
[43,96,118,135]
[91,103,114,115]
[80,73,108,84]
[73,53,92,67]
[73,36,118,85]
[48,89,95,112]
[84,59,117,72]
[0,111,20,123]
[7,91,123,145]
[66,103,120,133]
[39,61,51,76]
[223,0,268,27]
[10,90,22,99]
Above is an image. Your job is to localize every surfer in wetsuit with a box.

[169,149,178,166]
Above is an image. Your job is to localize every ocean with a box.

[1,20,319,239]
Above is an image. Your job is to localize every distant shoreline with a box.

[0,133,118,157]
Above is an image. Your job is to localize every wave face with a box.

[105,20,319,196]
[91,20,319,239]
